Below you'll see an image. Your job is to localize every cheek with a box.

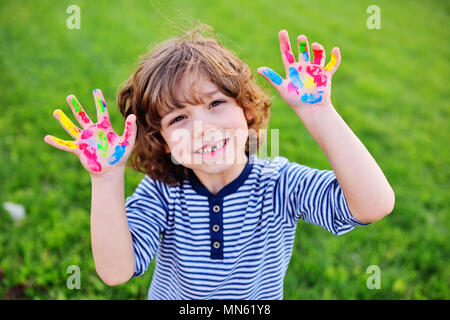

[225,112,249,147]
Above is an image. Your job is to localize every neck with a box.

[192,154,248,195]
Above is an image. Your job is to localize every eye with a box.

[210,100,225,108]
[169,115,185,125]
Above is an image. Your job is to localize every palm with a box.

[44,89,136,175]
[258,30,341,111]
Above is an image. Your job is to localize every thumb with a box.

[257,67,284,88]
[121,114,137,150]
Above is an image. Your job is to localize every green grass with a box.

[0,0,448,299]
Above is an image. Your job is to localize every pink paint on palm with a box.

[81,129,93,139]
[287,82,299,95]
[107,131,118,144]
[306,65,327,87]
[312,49,323,65]
[78,142,102,172]
[97,117,111,130]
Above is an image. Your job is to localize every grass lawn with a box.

[0,0,448,299]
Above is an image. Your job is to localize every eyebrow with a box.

[204,89,219,96]
[162,89,222,125]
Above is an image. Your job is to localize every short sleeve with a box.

[126,176,169,277]
[274,161,371,235]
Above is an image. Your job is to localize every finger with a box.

[279,30,296,75]
[325,47,341,74]
[44,135,78,153]
[122,114,137,148]
[66,94,94,128]
[311,42,325,66]
[257,67,284,87]
[93,88,110,124]
[108,114,137,165]
[53,109,81,139]
[297,35,310,63]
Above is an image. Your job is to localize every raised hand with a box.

[44,89,137,176]
[258,30,341,112]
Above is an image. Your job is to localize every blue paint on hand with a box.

[262,69,283,85]
[302,52,309,62]
[301,91,324,104]
[289,67,304,89]
[108,144,126,165]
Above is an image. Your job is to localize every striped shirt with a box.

[125,155,371,300]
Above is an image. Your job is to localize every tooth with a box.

[198,139,226,154]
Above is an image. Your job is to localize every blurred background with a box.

[0,0,448,299]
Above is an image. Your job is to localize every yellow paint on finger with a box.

[325,53,337,71]
[54,110,81,137]
[52,137,78,150]
[303,74,316,89]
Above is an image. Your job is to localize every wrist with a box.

[90,166,126,183]
[294,102,336,123]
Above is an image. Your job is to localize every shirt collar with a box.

[188,157,254,198]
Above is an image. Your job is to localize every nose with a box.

[189,108,222,140]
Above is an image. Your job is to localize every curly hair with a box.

[117,24,272,185]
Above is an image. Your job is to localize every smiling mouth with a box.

[195,138,229,156]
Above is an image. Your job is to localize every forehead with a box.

[177,73,219,101]
[160,73,221,119]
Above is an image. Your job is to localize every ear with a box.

[244,108,254,121]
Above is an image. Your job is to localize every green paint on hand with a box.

[97,130,108,157]
[72,97,81,113]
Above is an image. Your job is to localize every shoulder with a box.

[249,155,327,187]
[128,174,175,209]
[248,154,292,183]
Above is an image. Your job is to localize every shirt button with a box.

[212,224,220,232]
[213,241,220,249]
[213,205,220,213]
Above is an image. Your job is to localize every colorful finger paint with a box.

[80,129,93,140]
[97,117,111,130]
[79,142,102,172]
[108,145,126,165]
[325,53,337,71]
[303,75,316,90]
[54,110,80,137]
[306,65,327,87]
[299,41,309,62]
[108,120,132,165]
[70,97,90,124]
[301,91,324,104]
[288,67,303,89]
[107,131,118,144]
[94,90,107,113]
[312,49,323,65]
[287,82,298,95]
[97,130,108,157]
[52,137,78,150]
[262,69,283,85]
[71,97,81,113]
[283,40,295,64]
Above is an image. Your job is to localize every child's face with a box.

[160,74,251,174]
